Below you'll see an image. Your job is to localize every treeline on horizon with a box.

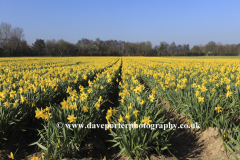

[1,22,240,57]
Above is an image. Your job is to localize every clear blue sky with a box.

[1,0,240,48]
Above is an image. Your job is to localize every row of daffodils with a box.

[32,58,122,159]
[106,58,173,159]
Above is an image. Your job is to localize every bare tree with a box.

[0,22,12,47]
[46,39,57,56]
[146,41,152,56]
[138,42,146,56]
[159,41,169,56]
[8,27,24,50]
[182,44,190,55]
[169,41,177,56]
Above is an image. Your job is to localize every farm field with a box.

[0,57,240,160]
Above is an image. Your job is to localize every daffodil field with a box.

[1,57,240,159]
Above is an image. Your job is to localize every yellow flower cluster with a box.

[35,107,51,120]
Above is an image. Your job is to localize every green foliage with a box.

[32,39,46,55]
